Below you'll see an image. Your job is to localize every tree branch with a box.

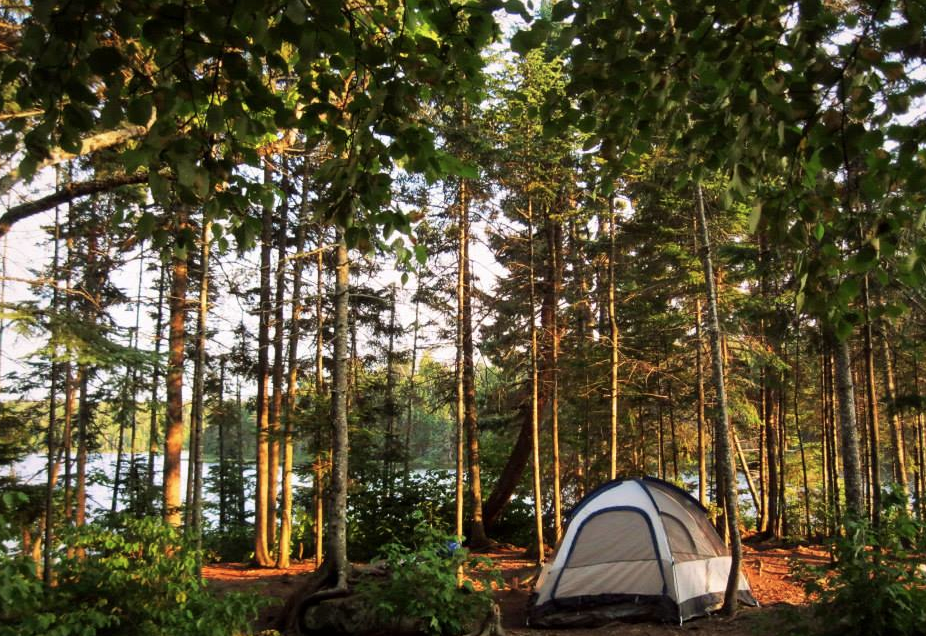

[0,172,149,238]
[0,121,152,196]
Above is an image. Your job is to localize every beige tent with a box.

[528,477,756,626]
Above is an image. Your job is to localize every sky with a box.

[0,165,509,402]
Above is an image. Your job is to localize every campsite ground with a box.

[204,537,829,635]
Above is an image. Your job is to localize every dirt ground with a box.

[204,538,830,635]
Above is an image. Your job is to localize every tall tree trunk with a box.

[455,196,466,546]
[63,362,74,523]
[236,342,247,526]
[278,166,308,569]
[777,372,788,537]
[459,182,488,547]
[914,352,926,519]
[607,198,619,479]
[218,356,227,529]
[695,298,708,507]
[190,219,210,575]
[571,221,593,498]
[163,209,188,527]
[528,198,545,566]
[113,381,126,514]
[695,184,742,616]
[128,250,145,511]
[313,228,326,568]
[880,327,909,502]
[833,331,865,519]
[385,285,398,494]
[269,180,289,554]
[794,335,812,538]
[862,274,882,522]
[76,366,89,529]
[763,363,780,537]
[324,233,350,589]
[404,270,421,482]
[254,165,274,565]
[663,339,679,482]
[819,344,831,535]
[549,210,563,542]
[148,264,166,493]
[43,204,62,588]
[827,345,843,527]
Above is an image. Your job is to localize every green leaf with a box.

[127,95,154,125]
[511,22,550,55]
[87,47,124,76]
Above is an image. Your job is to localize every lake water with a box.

[7,452,312,523]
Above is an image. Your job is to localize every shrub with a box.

[202,522,255,563]
[1,513,265,636]
[795,486,926,636]
[348,471,456,560]
[357,511,500,636]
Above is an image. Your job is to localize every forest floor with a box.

[203,536,830,636]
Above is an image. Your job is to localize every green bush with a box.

[796,486,926,636]
[348,471,456,560]
[0,512,265,636]
[202,522,255,563]
[358,512,500,636]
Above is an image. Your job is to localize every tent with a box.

[528,476,757,626]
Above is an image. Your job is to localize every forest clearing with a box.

[2,0,926,635]
[204,540,826,635]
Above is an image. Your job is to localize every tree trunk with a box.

[695,298,708,507]
[777,372,788,537]
[404,270,421,482]
[914,352,926,519]
[455,193,466,545]
[819,344,831,535]
[190,218,210,575]
[695,184,742,616]
[314,228,326,568]
[833,331,864,519]
[278,162,309,569]
[148,264,166,493]
[269,176,289,554]
[163,209,188,527]
[113,381,126,514]
[548,211,563,542]
[42,205,61,587]
[63,362,74,523]
[607,199,619,480]
[460,182,488,547]
[880,327,909,502]
[218,356,227,529]
[324,233,350,589]
[827,345,843,527]
[254,165,274,565]
[128,250,145,511]
[794,335,812,538]
[528,198,545,566]
[385,285,398,494]
[76,366,89,528]
[763,364,780,538]
[862,274,882,522]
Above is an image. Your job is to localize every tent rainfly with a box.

[528,477,757,626]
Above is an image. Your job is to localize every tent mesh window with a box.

[647,483,726,561]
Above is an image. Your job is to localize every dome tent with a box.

[527,476,757,627]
